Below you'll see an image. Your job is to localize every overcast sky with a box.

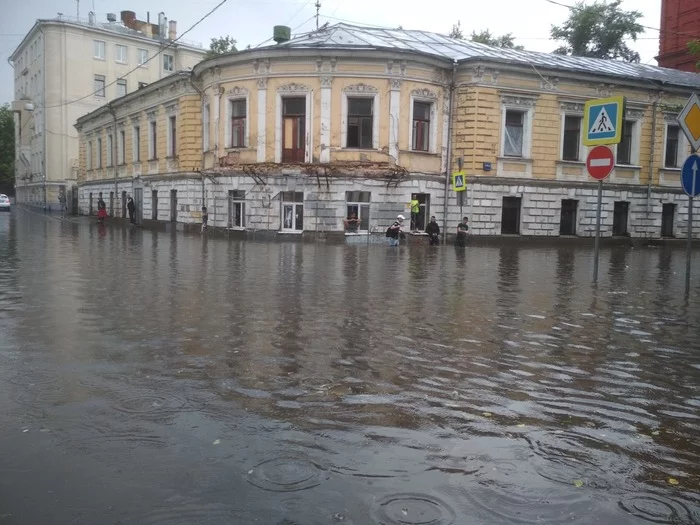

[0,0,664,105]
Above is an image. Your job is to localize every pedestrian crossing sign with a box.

[452,171,466,192]
[583,96,626,146]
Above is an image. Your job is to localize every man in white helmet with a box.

[386,214,405,246]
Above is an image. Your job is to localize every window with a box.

[617,120,635,165]
[562,115,582,161]
[116,79,127,98]
[163,54,174,72]
[94,75,106,97]
[133,126,141,162]
[93,40,105,59]
[138,82,148,89]
[115,44,127,63]
[118,130,125,165]
[230,99,246,148]
[345,191,370,232]
[149,121,157,160]
[613,201,629,236]
[152,190,158,220]
[347,97,373,149]
[282,97,305,162]
[87,141,92,170]
[229,190,245,228]
[138,49,148,66]
[97,138,103,168]
[661,203,675,238]
[203,104,210,151]
[167,116,176,157]
[412,101,431,152]
[664,124,680,168]
[502,197,521,235]
[281,191,303,231]
[106,134,113,166]
[560,199,578,236]
[504,110,525,157]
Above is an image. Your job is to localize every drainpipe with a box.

[108,102,117,212]
[442,60,457,243]
[188,74,206,209]
[647,98,658,215]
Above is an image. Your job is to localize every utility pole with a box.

[76,0,79,19]
[315,0,321,29]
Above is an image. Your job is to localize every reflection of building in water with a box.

[75,23,700,240]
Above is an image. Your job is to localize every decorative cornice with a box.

[472,66,485,82]
[278,82,309,93]
[626,108,645,120]
[320,76,332,88]
[344,83,378,94]
[390,79,402,91]
[226,86,249,97]
[540,76,560,91]
[501,94,538,108]
[664,113,679,123]
[130,114,140,124]
[411,87,437,100]
[257,77,268,90]
[560,101,584,113]
[165,104,178,115]
[146,110,158,120]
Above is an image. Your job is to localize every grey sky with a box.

[0,0,665,105]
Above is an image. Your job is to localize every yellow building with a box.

[75,23,700,239]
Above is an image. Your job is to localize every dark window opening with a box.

[170,190,177,222]
[504,110,524,157]
[121,191,127,218]
[562,115,581,161]
[560,199,578,236]
[412,101,431,152]
[501,196,521,234]
[665,125,680,168]
[347,97,373,149]
[661,203,675,237]
[282,97,306,162]
[612,201,630,236]
[229,190,245,228]
[230,99,246,148]
[617,120,635,165]
[151,190,158,220]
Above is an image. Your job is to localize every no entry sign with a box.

[586,145,615,180]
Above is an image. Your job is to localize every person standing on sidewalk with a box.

[58,191,67,219]
[97,193,107,224]
[127,195,136,224]
[425,215,440,245]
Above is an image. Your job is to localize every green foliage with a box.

[0,104,14,194]
[448,21,464,40]
[688,40,700,70]
[470,29,524,50]
[550,0,643,62]
[205,35,237,59]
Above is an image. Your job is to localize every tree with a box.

[205,35,237,59]
[688,40,700,70]
[470,29,524,50]
[449,21,464,40]
[550,0,644,62]
[0,105,14,196]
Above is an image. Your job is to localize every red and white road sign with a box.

[586,145,615,180]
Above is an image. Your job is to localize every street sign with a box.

[681,154,700,197]
[583,96,626,146]
[586,145,615,180]
[678,93,700,151]
[452,171,466,192]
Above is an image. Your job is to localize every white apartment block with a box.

[10,9,206,209]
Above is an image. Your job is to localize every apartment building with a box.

[10,9,206,209]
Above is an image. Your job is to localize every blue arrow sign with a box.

[681,154,700,197]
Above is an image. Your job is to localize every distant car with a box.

[0,194,10,212]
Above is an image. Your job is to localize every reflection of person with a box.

[456,216,469,246]
[386,214,404,247]
[344,213,361,232]
[127,196,136,224]
[97,192,107,224]
[425,215,440,245]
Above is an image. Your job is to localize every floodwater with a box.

[0,208,699,525]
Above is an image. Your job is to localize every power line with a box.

[43,0,230,109]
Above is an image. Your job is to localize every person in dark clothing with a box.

[425,215,440,245]
[127,196,136,224]
[201,206,209,232]
[97,193,107,224]
[456,217,469,246]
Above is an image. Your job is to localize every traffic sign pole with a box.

[687,149,697,296]
[593,180,603,283]
[586,146,614,283]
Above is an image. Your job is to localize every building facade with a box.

[657,0,700,72]
[10,9,205,209]
[76,24,700,240]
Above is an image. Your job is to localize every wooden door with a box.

[282,97,305,162]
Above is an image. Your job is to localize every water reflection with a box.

[0,209,699,524]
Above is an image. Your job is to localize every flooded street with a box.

[0,208,699,525]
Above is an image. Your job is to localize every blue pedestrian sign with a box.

[681,154,700,197]
[583,96,626,146]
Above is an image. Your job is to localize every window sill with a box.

[116,60,127,65]
[341,147,378,152]
[660,167,681,172]
[401,150,439,157]
[345,231,369,236]
[498,156,533,163]
[278,230,303,235]
[614,164,642,169]
[556,159,585,165]
[166,156,179,160]
[226,147,251,152]
[93,57,105,61]
[149,158,159,162]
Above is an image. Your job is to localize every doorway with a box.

[282,97,306,162]
[151,190,158,220]
[170,190,177,222]
[410,193,430,231]
[121,191,127,218]
[661,203,675,238]
[613,201,629,236]
[133,188,143,226]
[560,199,578,236]
[501,197,521,235]
[109,192,114,216]
[89,192,93,215]
[281,191,303,231]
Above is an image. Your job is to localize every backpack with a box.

[386,223,399,238]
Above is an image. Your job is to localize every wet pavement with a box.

[0,208,699,524]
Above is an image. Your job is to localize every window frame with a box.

[116,78,127,98]
[163,54,174,72]
[280,191,304,232]
[409,97,437,153]
[227,97,248,149]
[93,40,105,60]
[275,88,312,163]
[87,140,93,170]
[615,118,641,167]
[106,133,113,167]
[663,121,687,169]
[341,91,379,150]
[137,48,149,67]
[118,129,126,165]
[203,104,210,151]
[133,125,141,163]
[229,190,246,229]
[560,113,583,162]
[94,74,106,98]
[502,108,528,158]
[345,191,371,232]
[167,115,177,158]
[97,137,103,168]
[148,120,157,160]
[115,44,127,64]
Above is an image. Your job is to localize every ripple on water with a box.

[618,494,698,524]
[141,503,241,524]
[247,456,328,492]
[371,493,456,525]
[111,390,191,422]
[7,370,64,408]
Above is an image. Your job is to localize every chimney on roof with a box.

[121,10,136,29]
[273,25,291,44]
[168,20,177,40]
[88,11,95,25]
[107,13,117,22]
[158,12,166,37]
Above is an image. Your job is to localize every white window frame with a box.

[408,95,438,154]
[94,75,106,98]
[280,191,304,232]
[203,104,210,151]
[167,115,177,158]
[97,137,103,168]
[229,190,246,229]
[163,54,174,72]
[275,84,312,163]
[93,40,105,59]
[115,44,127,64]
[345,191,371,232]
[341,91,379,150]
[87,141,93,170]
[133,125,141,163]
[116,79,127,98]
[106,133,113,167]
[662,121,688,169]
[614,113,642,167]
[226,96,249,149]
[501,105,533,158]
[118,129,126,165]
[149,120,157,160]
[138,48,149,67]
[559,110,584,162]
